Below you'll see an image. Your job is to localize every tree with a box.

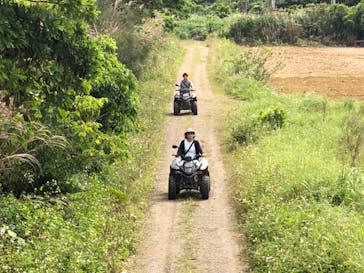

[0,0,139,194]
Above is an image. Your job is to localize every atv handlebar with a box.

[171,145,205,158]
[171,154,206,159]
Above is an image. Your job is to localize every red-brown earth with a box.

[268,47,364,100]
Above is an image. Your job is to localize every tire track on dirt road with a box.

[124,41,249,273]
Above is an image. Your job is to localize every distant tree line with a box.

[227,1,364,45]
[276,0,361,8]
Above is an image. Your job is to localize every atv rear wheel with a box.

[200,175,210,199]
[173,102,180,115]
[191,101,198,115]
[168,175,178,200]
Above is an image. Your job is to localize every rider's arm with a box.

[177,140,184,157]
[195,141,203,156]
[176,81,182,91]
[189,81,195,90]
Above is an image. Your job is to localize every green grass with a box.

[210,38,364,272]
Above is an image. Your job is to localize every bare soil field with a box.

[268,47,364,100]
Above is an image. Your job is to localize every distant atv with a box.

[168,145,210,200]
[174,83,197,115]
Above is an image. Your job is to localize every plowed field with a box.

[268,47,364,100]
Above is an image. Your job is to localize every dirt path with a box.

[124,42,249,273]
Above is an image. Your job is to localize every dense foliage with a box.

[0,0,139,195]
[1,0,363,271]
[171,1,364,46]
[1,0,182,270]
[277,0,361,8]
[0,35,181,273]
[172,14,229,40]
[212,38,364,272]
[227,1,364,45]
[96,0,174,76]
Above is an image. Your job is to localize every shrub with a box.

[173,15,229,40]
[216,42,280,86]
[207,2,232,18]
[259,107,287,129]
[91,36,139,134]
[228,105,287,146]
[231,118,261,145]
[212,39,280,105]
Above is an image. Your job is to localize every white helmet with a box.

[184,128,195,136]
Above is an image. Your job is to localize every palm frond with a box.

[3,153,42,174]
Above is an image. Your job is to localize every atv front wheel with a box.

[173,102,180,115]
[168,175,178,200]
[191,101,198,115]
[200,175,210,199]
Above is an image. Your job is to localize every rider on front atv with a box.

[168,128,210,199]
[177,127,203,159]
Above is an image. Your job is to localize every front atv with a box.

[168,154,210,200]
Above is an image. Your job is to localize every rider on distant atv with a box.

[178,73,194,92]
[174,73,198,115]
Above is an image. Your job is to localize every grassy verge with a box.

[210,38,364,272]
[0,37,183,273]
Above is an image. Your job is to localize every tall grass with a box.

[214,38,278,101]
[0,116,68,195]
[210,39,364,272]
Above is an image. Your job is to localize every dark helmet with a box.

[182,73,188,77]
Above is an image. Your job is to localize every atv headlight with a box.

[184,162,193,168]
